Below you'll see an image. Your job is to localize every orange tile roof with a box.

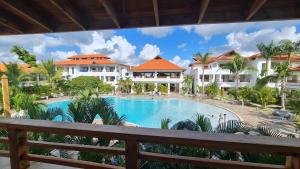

[0,63,32,72]
[55,59,117,65]
[192,57,217,65]
[68,54,110,59]
[216,50,237,61]
[250,53,300,62]
[131,56,185,71]
[289,66,300,71]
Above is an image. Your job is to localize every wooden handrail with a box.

[0,119,299,169]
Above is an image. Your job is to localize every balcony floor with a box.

[0,157,77,169]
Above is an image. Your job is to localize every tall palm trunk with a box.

[265,58,269,76]
[280,79,286,110]
[235,72,240,90]
[202,65,205,95]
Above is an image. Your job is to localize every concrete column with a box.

[1,75,11,118]
[154,72,158,78]
[167,83,170,94]
[154,83,158,92]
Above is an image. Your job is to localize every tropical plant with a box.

[205,82,219,98]
[161,118,171,129]
[133,83,143,94]
[194,52,211,95]
[99,82,115,94]
[10,45,37,66]
[256,41,278,76]
[157,84,168,95]
[287,89,300,115]
[33,60,62,90]
[256,62,291,109]
[118,77,132,94]
[145,83,155,92]
[195,114,212,132]
[254,87,277,109]
[182,75,192,94]
[236,87,253,106]
[220,52,256,90]
[2,63,26,87]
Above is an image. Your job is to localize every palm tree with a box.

[194,52,211,95]
[33,60,62,90]
[256,41,277,76]
[256,62,291,109]
[277,40,300,63]
[2,63,25,87]
[220,52,256,90]
[183,75,193,94]
[118,77,132,94]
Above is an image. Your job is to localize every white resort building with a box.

[190,50,300,92]
[55,54,129,87]
[129,56,186,94]
[55,54,186,93]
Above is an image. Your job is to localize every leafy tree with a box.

[69,76,102,92]
[182,75,192,94]
[237,87,253,106]
[205,82,219,98]
[99,82,115,94]
[193,52,211,95]
[10,45,36,66]
[133,83,143,94]
[220,52,256,90]
[256,41,277,76]
[277,40,300,62]
[256,62,291,109]
[158,84,168,95]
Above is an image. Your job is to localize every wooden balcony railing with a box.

[0,119,300,169]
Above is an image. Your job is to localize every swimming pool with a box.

[47,97,239,128]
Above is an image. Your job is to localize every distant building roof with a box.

[131,56,185,71]
[289,66,300,71]
[56,54,118,66]
[0,63,32,72]
[250,53,300,62]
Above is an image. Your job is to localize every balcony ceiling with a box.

[0,0,299,35]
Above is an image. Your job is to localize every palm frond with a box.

[194,114,212,132]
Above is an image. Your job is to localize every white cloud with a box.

[138,44,161,61]
[49,51,78,61]
[138,26,174,38]
[181,20,300,41]
[177,43,187,49]
[170,55,191,69]
[211,26,300,56]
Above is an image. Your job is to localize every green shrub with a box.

[158,84,168,94]
[287,89,300,115]
[205,82,219,97]
[99,82,115,94]
[255,87,277,108]
[133,83,143,94]
[145,83,155,92]
[70,76,102,92]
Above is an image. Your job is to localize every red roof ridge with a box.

[131,55,185,71]
[67,54,110,59]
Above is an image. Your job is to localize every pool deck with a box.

[0,157,77,169]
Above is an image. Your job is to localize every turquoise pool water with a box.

[48,97,239,128]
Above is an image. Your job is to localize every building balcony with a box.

[0,119,299,169]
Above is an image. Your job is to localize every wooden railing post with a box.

[8,129,29,169]
[125,139,140,169]
[286,156,300,169]
[1,75,11,118]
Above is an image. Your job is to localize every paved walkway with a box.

[0,157,77,169]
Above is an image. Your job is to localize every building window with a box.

[199,75,210,82]
[106,76,115,82]
[222,75,235,82]
[271,62,279,69]
[106,66,115,72]
[72,67,74,74]
[240,75,251,82]
[80,67,89,72]
[125,73,129,76]
[90,66,97,72]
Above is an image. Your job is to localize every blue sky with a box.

[0,19,300,68]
